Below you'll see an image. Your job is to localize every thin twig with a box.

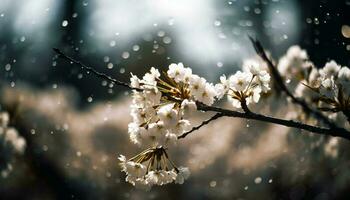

[53,48,141,92]
[248,36,338,129]
[177,113,224,139]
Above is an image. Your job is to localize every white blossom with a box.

[175,167,190,184]
[0,112,26,178]
[337,67,350,96]
[229,71,252,91]
[278,45,309,78]
[119,147,191,189]
[130,73,141,88]
[167,63,187,83]
[181,99,197,117]
[320,60,341,79]
[215,75,230,99]
[157,104,178,127]
[319,77,337,99]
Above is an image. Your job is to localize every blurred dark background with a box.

[1,0,349,107]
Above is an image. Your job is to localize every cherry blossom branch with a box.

[177,113,224,139]
[53,48,350,141]
[248,37,339,129]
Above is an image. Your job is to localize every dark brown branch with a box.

[53,48,142,92]
[248,36,338,129]
[196,103,350,140]
[177,113,224,139]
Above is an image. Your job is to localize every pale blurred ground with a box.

[1,84,350,200]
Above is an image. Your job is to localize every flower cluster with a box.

[302,60,350,114]
[0,112,26,178]
[278,45,313,82]
[119,146,189,190]
[128,63,217,148]
[120,61,272,188]
[121,63,221,188]
[215,63,271,108]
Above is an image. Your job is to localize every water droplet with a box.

[76,151,82,157]
[346,45,350,51]
[52,84,58,89]
[62,20,68,27]
[268,178,273,183]
[214,20,221,26]
[103,56,110,62]
[217,62,223,68]
[163,36,172,44]
[157,30,165,37]
[72,13,78,18]
[87,96,93,102]
[122,52,130,59]
[107,63,113,69]
[254,8,261,14]
[119,68,125,74]
[254,177,262,184]
[83,1,88,6]
[109,40,116,47]
[132,45,140,51]
[341,25,350,38]
[168,18,175,26]
[42,145,49,152]
[209,181,217,187]
[244,186,249,190]
[5,64,11,71]
[306,18,312,24]
[20,36,26,42]
[314,17,320,25]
